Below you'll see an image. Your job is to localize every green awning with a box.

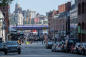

[78,26,86,34]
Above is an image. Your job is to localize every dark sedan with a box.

[3,41,21,55]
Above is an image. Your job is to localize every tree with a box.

[0,0,14,6]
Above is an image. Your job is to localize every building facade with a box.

[54,12,69,40]
[0,5,10,41]
[48,2,71,40]
[70,3,78,38]
[78,0,86,42]
[58,2,71,13]
[47,10,58,39]
[0,10,5,42]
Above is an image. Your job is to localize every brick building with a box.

[78,0,86,42]
[48,2,71,40]
[47,10,58,39]
[58,2,71,13]
[54,12,69,40]
[70,3,78,38]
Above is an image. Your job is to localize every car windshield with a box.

[6,42,18,45]
[48,41,53,44]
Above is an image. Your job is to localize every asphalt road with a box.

[0,42,86,57]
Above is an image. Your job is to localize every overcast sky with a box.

[10,0,74,15]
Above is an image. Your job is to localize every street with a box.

[0,42,86,57]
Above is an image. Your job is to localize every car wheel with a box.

[81,49,85,55]
[4,51,7,55]
[52,49,55,52]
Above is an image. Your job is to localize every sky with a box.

[10,0,75,15]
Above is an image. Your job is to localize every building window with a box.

[82,22,84,29]
[85,2,86,13]
[82,2,84,14]
[78,3,81,15]
[3,13,5,17]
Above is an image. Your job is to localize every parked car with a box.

[82,43,86,55]
[71,43,86,55]
[52,42,64,52]
[63,38,79,53]
[3,41,21,55]
[70,43,80,54]
[45,40,53,49]
[77,43,86,55]
[52,42,58,52]
[0,43,4,52]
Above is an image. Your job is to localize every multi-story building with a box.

[35,14,48,24]
[78,0,86,42]
[25,10,36,24]
[41,17,48,24]
[22,10,27,24]
[0,5,10,41]
[14,3,22,13]
[26,10,30,24]
[29,10,36,24]
[70,3,78,38]
[54,12,69,40]
[9,13,16,26]
[10,3,24,26]
[58,2,71,13]
[47,10,58,39]
[48,2,71,40]
[0,10,5,42]
[14,12,24,26]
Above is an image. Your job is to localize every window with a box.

[82,2,84,14]
[78,3,81,15]
[85,2,86,13]
[82,22,84,29]
[3,12,5,17]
